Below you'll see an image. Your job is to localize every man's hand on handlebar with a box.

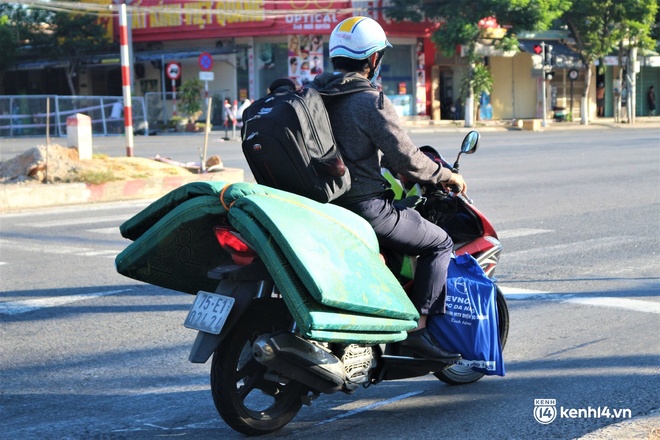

[441,173,468,197]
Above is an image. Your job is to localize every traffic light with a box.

[544,44,554,66]
[545,71,555,81]
[533,44,542,55]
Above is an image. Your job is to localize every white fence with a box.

[144,91,231,130]
[0,95,147,137]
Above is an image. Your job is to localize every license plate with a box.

[184,291,235,334]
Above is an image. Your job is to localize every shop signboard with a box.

[125,1,436,41]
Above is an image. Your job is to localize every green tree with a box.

[179,79,204,122]
[652,7,660,42]
[52,9,109,95]
[388,0,570,126]
[0,4,53,94]
[563,0,658,124]
[0,15,18,92]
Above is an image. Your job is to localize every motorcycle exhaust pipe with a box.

[253,332,345,394]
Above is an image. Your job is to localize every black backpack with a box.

[240,78,350,203]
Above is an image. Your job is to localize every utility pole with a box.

[540,42,553,127]
[541,42,547,127]
[118,3,134,156]
[628,43,638,125]
[465,61,475,128]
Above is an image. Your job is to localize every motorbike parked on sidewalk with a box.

[117,131,509,436]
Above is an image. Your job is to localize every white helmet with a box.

[329,16,392,60]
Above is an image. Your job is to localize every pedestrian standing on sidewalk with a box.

[223,98,236,140]
[648,86,656,116]
[596,83,605,117]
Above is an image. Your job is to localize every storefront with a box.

[94,0,438,123]
[596,55,660,118]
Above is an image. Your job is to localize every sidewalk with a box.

[402,115,660,133]
[1,117,659,213]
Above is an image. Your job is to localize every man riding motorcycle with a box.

[310,16,467,362]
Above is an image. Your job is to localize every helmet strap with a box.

[367,52,383,81]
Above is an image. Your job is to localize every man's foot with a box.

[394,328,461,362]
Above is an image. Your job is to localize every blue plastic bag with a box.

[427,253,505,376]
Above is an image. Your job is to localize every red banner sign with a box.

[126,0,436,42]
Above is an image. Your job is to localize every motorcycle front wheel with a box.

[210,298,306,436]
[433,286,510,385]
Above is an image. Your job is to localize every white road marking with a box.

[313,390,423,427]
[78,250,122,257]
[0,289,132,315]
[501,286,660,314]
[498,228,553,239]
[0,239,121,259]
[0,200,150,218]
[499,286,550,297]
[23,215,130,228]
[562,297,660,314]
[86,227,121,235]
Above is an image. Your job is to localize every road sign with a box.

[199,71,215,81]
[166,62,181,80]
[198,52,213,71]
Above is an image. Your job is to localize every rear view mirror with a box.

[453,131,480,171]
[461,131,480,154]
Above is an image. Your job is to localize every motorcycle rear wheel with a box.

[210,298,306,436]
[433,286,509,385]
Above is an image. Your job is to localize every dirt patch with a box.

[0,144,198,185]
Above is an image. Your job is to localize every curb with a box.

[0,167,244,213]
[403,119,660,133]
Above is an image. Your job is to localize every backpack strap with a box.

[308,77,385,110]
[268,77,301,93]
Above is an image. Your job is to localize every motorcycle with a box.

[119,130,509,436]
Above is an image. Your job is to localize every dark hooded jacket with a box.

[310,72,452,205]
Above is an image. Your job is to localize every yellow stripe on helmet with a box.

[337,16,366,33]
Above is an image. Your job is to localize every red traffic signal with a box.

[533,44,543,54]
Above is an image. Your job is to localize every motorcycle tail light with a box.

[214,226,257,265]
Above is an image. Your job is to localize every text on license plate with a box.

[184,291,235,334]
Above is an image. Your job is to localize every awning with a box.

[519,39,583,68]
[14,60,69,71]
[12,46,239,71]
[134,46,238,62]
[81,47,239,67]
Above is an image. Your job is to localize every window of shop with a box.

[380,44,414,116]
[255,40,330,97]
[255,42,288,98]
[254,41,415,116]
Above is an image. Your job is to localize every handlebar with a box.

[424,182,473,205]
[456,192,474,205]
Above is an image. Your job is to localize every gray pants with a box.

[340,195,453,315]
